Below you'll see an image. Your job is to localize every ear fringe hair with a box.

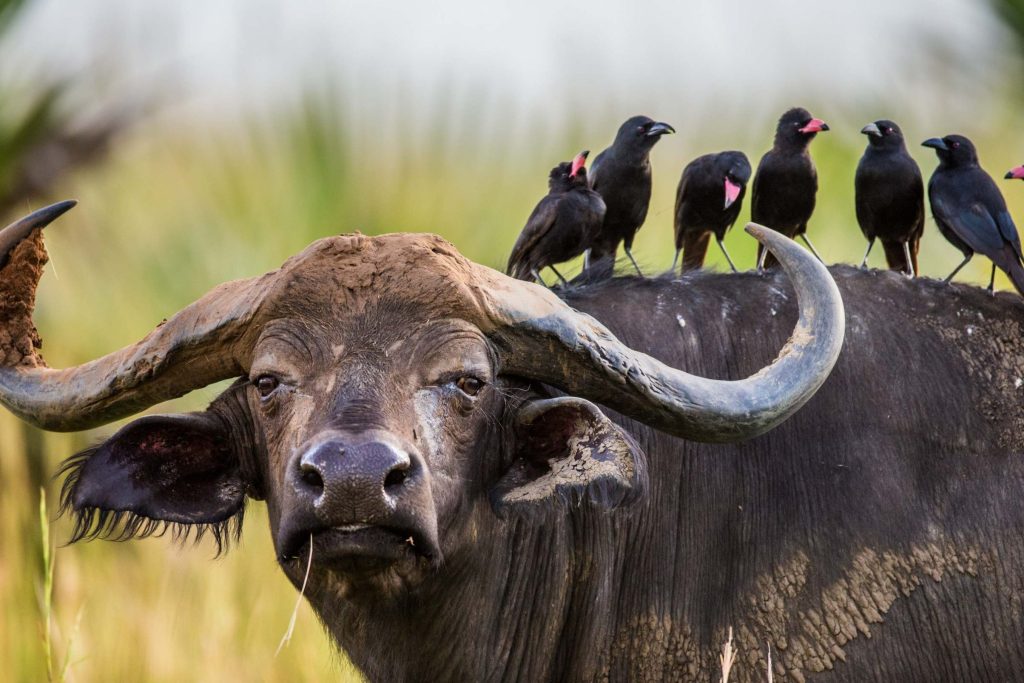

[56,447,245,556]
[490,472,647,521]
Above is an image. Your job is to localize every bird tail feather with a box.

[881,240,919,276]
[1006,253,1024,296]
[681,232,711,271]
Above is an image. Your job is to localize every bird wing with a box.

[996,210,1024,261]
[674,164,692,222]
[932,194,1005,255]
[507,195,560,274]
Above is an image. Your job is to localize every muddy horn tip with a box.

[0,199,77,268]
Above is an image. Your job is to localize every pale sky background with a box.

[0,0,1015,135]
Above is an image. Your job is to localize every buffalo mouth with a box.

[278,524,439,574]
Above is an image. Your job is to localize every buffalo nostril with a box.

[299,463,325,493]
[383,467,408,491]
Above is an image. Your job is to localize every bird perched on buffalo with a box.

[751,107,829,269]
[1006,165,1024,180]
[507,150,606,286]
[587,115,675,275]
[923,134,1024,295]
[672,151,751,272]
[854,120,925,275]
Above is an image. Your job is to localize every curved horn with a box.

[0,200,77,269]
[486,224,844,443]
[0,203,271,431]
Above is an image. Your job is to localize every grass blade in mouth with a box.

[276,534,314,657]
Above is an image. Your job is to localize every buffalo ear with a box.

[59,412,245,549]
[490,397,648,517]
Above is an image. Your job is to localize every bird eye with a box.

[254,374,280,398]
[951,141,960,149]
[885,127,893,134]
[455,376,484,397]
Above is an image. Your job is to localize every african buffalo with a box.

[2,201,1022,682]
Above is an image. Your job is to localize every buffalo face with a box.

[60,303,648,596]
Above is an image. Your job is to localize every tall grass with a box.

[3,85,1024,682]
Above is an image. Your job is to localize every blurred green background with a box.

[2,0,1024,681]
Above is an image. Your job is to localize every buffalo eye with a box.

[255,374,280,398]
[455,376,484,397]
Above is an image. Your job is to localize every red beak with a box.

[724,178,741,209]
[798,118,829,134]
[1006,165,1024,180]
[570,150,589,178]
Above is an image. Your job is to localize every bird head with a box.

[861,120,905,149]
[547,161,575,191]
[719,151,752,210]
[922,134,978,168]
[614,115,675,152]
[776,107,829,147]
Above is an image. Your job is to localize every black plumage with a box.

[672,151,751,272]
[587,115,675,275]
[854,120,925,275]
[751,107,829,269]
[923,134,1024,295]
[507,150,606,286]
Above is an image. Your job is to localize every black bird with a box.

[672,150,751,272]
[855,120,925,275]
[1006,165,1024,180]
[751,107,829,269]
[587,115,675,275]
[507,150,606,286]
[923,134,1024,295]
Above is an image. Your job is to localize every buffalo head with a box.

[0,202,843,596]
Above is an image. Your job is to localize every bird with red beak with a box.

[507,150,606,286]
[672,150,751,272]
[751,107,830,270]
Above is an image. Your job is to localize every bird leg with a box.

[549,265,569,287]
[717,238,738,273]
[859,238,874,269]
[756,245,768,273]
[987,263,996,296]
[943,254,972,284]
[671,248,680,274]
[625,247,643,277]
[531,269,550,288]
[799,234,824,262]
[583,248,592,272]
[902,242,914,277]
